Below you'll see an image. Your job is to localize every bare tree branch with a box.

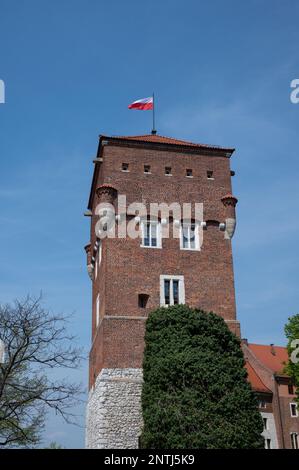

[0,295,84,447]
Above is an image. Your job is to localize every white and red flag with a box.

[128,96,153,110]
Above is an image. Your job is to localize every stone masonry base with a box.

[86,368,143,449]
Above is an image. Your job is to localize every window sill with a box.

[140,245,162,249]
[160,303,185,307]
[180,247,200,251]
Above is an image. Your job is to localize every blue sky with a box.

[0,0,299,448]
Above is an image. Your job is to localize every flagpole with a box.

[152,92,156,135]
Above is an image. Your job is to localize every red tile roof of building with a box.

[101,134,235,152]
[248,343,288,375]
[245,361,271,393]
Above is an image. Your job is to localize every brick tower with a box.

[85,133,240,448]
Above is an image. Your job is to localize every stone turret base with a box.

[86,368,143,449]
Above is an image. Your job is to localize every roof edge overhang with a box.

[274,372,291,381]
[253,389,273,396]
[99,134,235,155]
[87,136,103,210]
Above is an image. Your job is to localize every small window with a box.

[141,220,161,248]
[160,275,185,306]
[290,403,298,417]
[207,170,214,179]
[164,279,170,305]
[172,280,179,305]
[95,241,102,280]
[96,294,100,328]
[263,418,268,430]
[165,166,172,176]
[180,222,199,250]
[265,438,271,449]
[121,162,129,171]
[138,293,149,308]
[144,165,151,174]
[291,432,299,449]
[98,241,102,266]
[95,255,98,280]
[259,400,267,409]
[186,169,193,177]
[288,384,294,395]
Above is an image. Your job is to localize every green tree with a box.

[140,305,264,449]
[284,314,299,404]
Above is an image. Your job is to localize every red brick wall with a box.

[277,382,299,448]
[243,343,299,448]
[88,139,239,387]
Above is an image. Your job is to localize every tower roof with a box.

[100,133,235,153]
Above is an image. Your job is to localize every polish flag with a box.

[128,96,153,110]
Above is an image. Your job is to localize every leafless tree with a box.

[0,295,83,447]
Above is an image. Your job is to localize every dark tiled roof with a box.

[101,134,234,152]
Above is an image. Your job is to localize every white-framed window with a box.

[263,417,268,430]
[259,400,267,409]
[264,438,271,449]
[98,240,102,266]
[95,241,102,280]
[141,220,161,248]
[291,432,299,449]
[95,255,98,279]
[160,275,185,306]
[290,403,298,417]
[180,221,200,250]
[96,294,100,328]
